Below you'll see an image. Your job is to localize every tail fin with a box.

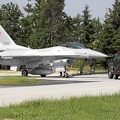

[0,25,16,51]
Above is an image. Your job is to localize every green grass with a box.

[0,93,120,120]
[0,76,45,85]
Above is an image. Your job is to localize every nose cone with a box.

[88,49,107,58]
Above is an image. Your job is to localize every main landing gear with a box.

[64,73,69,78]
[60,71,69,78]
[22,70,28,77]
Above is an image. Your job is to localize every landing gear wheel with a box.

[64,73,69,78]
[114,75,119,79]
[78,70,83,75]
[22,70,28,77]
[41,75,46,77]
[108,70,114,79]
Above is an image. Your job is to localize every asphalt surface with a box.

[0,73,120,107]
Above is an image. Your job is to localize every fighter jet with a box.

[0,25,107,77]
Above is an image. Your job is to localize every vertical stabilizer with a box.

[0,25,16,51]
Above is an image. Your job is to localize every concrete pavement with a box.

[0,74,120,107]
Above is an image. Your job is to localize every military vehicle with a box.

[108,51,120,79]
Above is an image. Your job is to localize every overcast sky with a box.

[0,0,115,21]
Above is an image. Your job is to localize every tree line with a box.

[0,0,120,56]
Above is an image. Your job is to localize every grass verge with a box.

[0,76,45,85]
[0,93,120,120]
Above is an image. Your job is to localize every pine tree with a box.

[99,0,120,54]
[72,14,82,42]
[29,0,67,48]
[0,2,23,45]
[80,5,94,48]
[24,0,34,16]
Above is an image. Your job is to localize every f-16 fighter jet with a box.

[0,25,107,77]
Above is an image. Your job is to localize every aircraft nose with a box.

[88,49,107,58]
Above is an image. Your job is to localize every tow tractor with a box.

[108,51,120,79]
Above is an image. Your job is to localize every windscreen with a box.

[114,54,120,61]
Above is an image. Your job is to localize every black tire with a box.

[108,70,114,79]
[78,70,83,75]
[64,73,69,78]
[22,70,28,77]
[41,75,46,77]
[114,75,119,79]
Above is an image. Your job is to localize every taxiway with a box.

[0,73,120,107]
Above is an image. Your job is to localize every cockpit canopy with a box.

[60,42,86,49]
